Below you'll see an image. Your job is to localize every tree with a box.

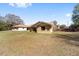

[5,14,24,29]
[0,14,24,31]
[0,16,4,21]
[60,24,67,31]
[72,4,79,26]
[53,20,57,25]
[5,14,24,25]
[50,20,57,25]
[0,16,8,31]
[0,20,8,31]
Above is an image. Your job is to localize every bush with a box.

[0,20,8,31]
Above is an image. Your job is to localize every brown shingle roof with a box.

[13,24,28,28]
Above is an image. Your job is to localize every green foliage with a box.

[0,14,24,31]
[72,4,79,26]
[0,20,8,31]
[60,25,66,29]
[70,4,79,31]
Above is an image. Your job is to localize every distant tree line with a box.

[0,14,24,31]
[57,4,79,32]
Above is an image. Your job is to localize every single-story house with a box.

[12,24,28,31]
[29,21,58,33]
[12,21,58,33]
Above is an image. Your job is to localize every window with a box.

[41,26,45,30]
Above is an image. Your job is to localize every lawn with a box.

[0,31,79,56]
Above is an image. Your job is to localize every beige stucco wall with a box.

[12,28,27,31]
[37,27,53,33]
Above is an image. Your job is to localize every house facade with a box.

[12,25,28,31]
[30,21,58,33]
[12,21,58,33]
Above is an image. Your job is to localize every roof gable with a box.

[31,21,52,28]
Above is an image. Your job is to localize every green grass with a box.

[0,31,79,55]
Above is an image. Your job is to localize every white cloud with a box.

[9,3,15,7]
[9,3,32,8]
[65,13,72,17]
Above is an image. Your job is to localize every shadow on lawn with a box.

[54,33,79,46]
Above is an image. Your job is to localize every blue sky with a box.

[0,3,76,26]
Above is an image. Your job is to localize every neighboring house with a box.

[12,24,28,31]
[30,21,58,33]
